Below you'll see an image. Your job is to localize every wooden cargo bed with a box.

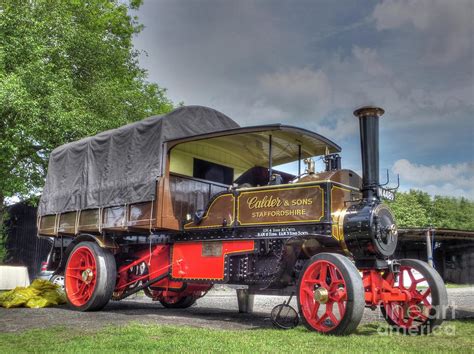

[37,173,228,237]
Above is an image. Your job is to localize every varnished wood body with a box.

[38,169,362,240]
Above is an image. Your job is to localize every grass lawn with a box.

[445,283,473,288]
[0,321,473,353]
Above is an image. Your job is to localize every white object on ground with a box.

[0,266,30,290]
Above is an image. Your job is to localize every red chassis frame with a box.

[114,242,409,308]
[114,245,210,302]
[362,270,408,306]
[113,240,254,301]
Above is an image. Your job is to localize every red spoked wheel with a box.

[66,246,97,306]
[297,253,364,335]
[65,241,116,311]
[381,259,447,334]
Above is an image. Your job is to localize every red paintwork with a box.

[65,246,97,306]
[374,266,433,329]
[299,260,348,332]
[115,245,175,292]
[150,277,188,292]
[114,241,254,296]
[171,240,255,280]
[362,270,409,305]
[145,245,195,292]
[147,283,211,303]
[113,244,211,301]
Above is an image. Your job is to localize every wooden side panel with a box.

[58,211,77,235]
[102,206,126,230]
[169,174,227,223]
[156,171,180,230]
[184,194,234,229]
[39,200,159,237]
[38,215,57,236]
[78,209,100,233]
[129,201,155,228]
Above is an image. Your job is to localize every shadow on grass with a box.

[96,300,274,329]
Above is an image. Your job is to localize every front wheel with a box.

[380,259,448,334]
[297,253,365,335]
[65,241,116,311]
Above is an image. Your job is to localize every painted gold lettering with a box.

[247,195,282,209]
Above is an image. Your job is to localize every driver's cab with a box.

[164,125,343,227]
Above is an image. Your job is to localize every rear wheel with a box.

[297,253,365,335]
[159,295,196,309]
[380,259,447,334]
[65,241,116,311]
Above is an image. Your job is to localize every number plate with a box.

[379,187,395,201]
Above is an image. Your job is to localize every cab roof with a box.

[167,124,341,167]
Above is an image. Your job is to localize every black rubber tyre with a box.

[65,241,116,311]
[297,253,365,335]
[159,295,196,309]
[380,259,448,335]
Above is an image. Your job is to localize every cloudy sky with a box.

[132,0,474,199]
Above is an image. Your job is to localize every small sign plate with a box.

[202,241,223,257]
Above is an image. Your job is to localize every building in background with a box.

[3,202,51,280]
[397,229,474,284]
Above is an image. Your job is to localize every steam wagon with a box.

[38,105,447,335]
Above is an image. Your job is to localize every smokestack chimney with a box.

[353,106,384,200]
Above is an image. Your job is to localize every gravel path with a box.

[1,287,472,333]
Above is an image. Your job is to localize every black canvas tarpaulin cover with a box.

[38,106,240,216]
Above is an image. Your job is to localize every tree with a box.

[457,197,474,230]
[389,191,429,228]
[389,190,474,230]
[0,0,173,225]
[431,196,454,229]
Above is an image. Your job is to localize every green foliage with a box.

[0,205,7,262]
[389,191,429,228]
[0,0,173,203]
[0,223,6,263]
[389,190,474,230]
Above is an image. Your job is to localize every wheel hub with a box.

[81,269,94,283]
[314,287,329,304]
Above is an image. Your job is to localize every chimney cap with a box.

[353,106,385,118]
